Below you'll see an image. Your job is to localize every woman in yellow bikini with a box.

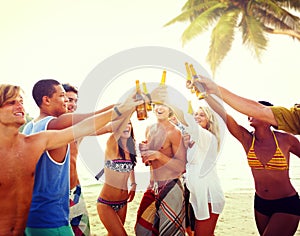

[211,100,300,235]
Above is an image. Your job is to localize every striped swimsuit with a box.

[247,131,288,170]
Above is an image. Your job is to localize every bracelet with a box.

[130,183,137,187]
[114,106,122,117]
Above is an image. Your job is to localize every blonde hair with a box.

[199,106,221,151]
[0,84,22,107]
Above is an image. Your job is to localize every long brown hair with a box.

[117,123,137,167]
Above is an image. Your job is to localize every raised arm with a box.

[288,133,300,158]
[43,96,141,150]
[195,78,278,127]
[47,104,115,130]
[205,95,252,149]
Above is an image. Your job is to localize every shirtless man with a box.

[62,83,90,236]
[0,83,139,236]
[135,103,187,236]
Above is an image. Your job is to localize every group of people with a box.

[0,70,299,236]
[100,71,300,236]
[0,79,162,236]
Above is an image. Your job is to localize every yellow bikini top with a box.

[247,131,288,170]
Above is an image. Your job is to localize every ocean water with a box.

[77,120,300,236]
[77,135,300,194]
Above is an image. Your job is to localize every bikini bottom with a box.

[97,197,127,212]
[254,193,300,217]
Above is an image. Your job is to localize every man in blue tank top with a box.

[23,79,115,236]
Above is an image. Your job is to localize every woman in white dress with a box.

[184,106,225,236]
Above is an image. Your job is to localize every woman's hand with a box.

[183,133,195,149]
[127,184,136,202]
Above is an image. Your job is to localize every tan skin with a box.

[139,104,186,184]
[97,122,136,236]
[41,84,168,164]
[35,85,114,163]
[194,78,278,127]
[0,87,140,236]
[205,96,300,236]
[64,90,81,189]
[169,115,194,236]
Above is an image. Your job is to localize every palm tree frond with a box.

[275,0,300,11]
[181,2,228,45]
[207,9,240,75]
[164,9,200,26]
[241,15,268,59]
[164,1,222,26]
[251,0,300,30]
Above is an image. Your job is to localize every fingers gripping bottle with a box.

[135,80,148,120]
[185,62,195,93]
[189,64,207,100]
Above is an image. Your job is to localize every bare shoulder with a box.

[105,134,118,159]
[169,124,181,135]
[275,130,294,138]
[275,130,299,145]
[23,132,46,145]
[167,124,182,140]
[19,133,46,160]
[47,113,73,130]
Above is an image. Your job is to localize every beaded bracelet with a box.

[130,183,137,187]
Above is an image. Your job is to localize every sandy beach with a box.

[77,146,300,236]
[82,184,300,236]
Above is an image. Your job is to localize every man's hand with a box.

[150,85,167,104]
[114,92,143,119]
[195,75,219,96]
[141,150,157,164]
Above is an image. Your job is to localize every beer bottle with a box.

[187,100,194,115]
[142,82,152,111]
[185,62,195,93]
[189,64,207,99]
[135,80,148,120]
[160,70,167,85]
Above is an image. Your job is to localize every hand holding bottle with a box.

[185,63,207,99]
[135,80,148,120]
[113,91,143,120]
[139,141,151,166]
[150,85,167,104]
[142,82,153,111]
[194,74,219,96]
